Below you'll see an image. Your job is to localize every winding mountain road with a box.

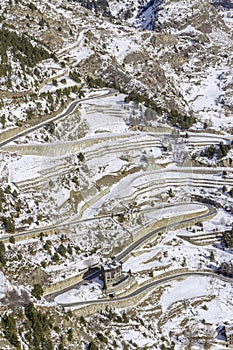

[116,203,216,261]
[0,89,115,148]
[0,87,224,313]
[56,271,233,308]
[45,202,217,301]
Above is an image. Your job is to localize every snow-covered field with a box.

[54,278,103,304]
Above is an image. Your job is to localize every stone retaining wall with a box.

[78,187,110,219]
[132,206,209,242]
[0,126,26,143]
[45,207,216,299]
[71,269,207,317]
[119,205,215,262]
[2,229,58,244]
[4,134,129,157]
[43,269,87,296]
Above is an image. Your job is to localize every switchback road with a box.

[116,203,216,261]
[55,271,233,308]
[45,203,217,301]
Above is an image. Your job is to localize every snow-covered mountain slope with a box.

[0,2,233,348]
[75,0,148,20]
[0,0,232,133]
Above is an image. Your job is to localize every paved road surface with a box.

[46,203,216,301]
[56,271,232,308]
[116,203,216,261]
[0,89,115,148]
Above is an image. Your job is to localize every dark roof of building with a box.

[101,258,122,271]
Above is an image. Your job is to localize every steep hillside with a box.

[0,0,232,134]
[0,2,233,349]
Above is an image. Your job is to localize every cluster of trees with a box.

[222,227,233,248]
[124,91,164,115]
[57,243,68,257]
[86,309,135,349]
[57,84,80,97]
[45,121,55,135]
[105,308,129,323]
[43,239,52,252]
[0,185,16,203]
[76,0,111,16]
[0,241,6,266]
[55,243,73,258]
[0,186,20,233]
[31,284,43,300]
[0,114,6,128]
[1,216,15,233]
[200,144,216,159]
[88,332,108,349]
[0,188,6,207]
[1,313,20,348]
[24,302,53,349]
[0,304,74,349]
[0,26,51,78]
[50,242,73,263]
[124,92,196,130]
[86,75,107,89]
[200,141,232,160]
[217,141,232,159]
[167,108,196,130]
[69,70,81,83]
[40,85,82,115]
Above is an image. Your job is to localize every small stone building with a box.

[101,258,123,289]
[218,261,233,277]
